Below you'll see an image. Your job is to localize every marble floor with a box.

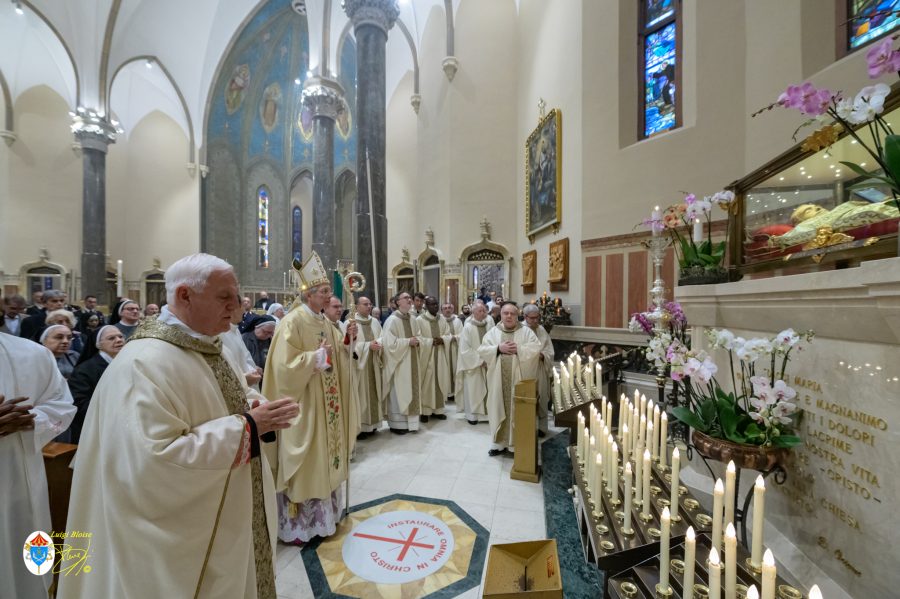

[274,402,561,598]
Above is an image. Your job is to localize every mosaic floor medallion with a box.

[301,494,489,599]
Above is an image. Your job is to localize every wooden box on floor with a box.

[511,379,539,483]
[483,539,563,599]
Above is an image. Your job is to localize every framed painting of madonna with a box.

[526,108,562,240]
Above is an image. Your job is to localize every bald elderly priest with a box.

[59,254,298,599]
[262,251,358,545]
[478,302,541,457]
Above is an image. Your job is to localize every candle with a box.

[659,412,668,468]
[634,442,644,507]
[116,259,124,297]
[622,423,630,465]
[659,507,671,591]
[669,447,681,521]
[761,549,776,599]
[446,285,450,302]
[712,478,724,549]
[748,585,759,599]
[652,405,661,460]
[634,389,640,404]
[582,428,590,468]
[610,442,619,504]
[709,548,722,599]
[809,585,823,599]
[725,523,737,599]
[587,357,595,394]
[639,415,647,457]
[724,460,736,531]
[640,394,647,424]
[589,436,596,483]
[683,526,696,594]
[603,427,611,482]
[632,408,639,455]
[751,475,766,568]
[646,421,654,467]
[641,449,652,519]
[594,453,603,516]
[595,362,602,394]
[623,462,633,533]
[693,218,703,242]
[618,394,626,437]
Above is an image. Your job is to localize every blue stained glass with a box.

[849,0,900,49]
[644,23,677,138]
[292,206,302,263]
[645,0,674,27]
[257,187,270,268]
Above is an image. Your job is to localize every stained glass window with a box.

[257,186,270,269]
[640,0,680,139]
[645,0,674,27]
[848,0,900,50]
[292,206,302,263]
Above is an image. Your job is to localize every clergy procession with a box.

[2,251,556,599]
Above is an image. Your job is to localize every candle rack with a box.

[553,352,624,441]
[570,447,713,572]
[605,533,808,599]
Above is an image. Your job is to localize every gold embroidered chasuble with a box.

[262,304,357,503]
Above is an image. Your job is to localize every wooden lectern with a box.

[510,379,540,483]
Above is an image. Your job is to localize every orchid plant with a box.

[629,300,689,373]
[641,190,736,273]
[665,327,815,448]
[754,36,900,211]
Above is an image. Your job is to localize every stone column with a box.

[301,76,345,274]
[343,0,399,307]
[73,112,118,305]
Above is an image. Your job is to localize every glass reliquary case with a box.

[730,86,900,275]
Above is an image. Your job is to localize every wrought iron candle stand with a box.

[605,532,807,599]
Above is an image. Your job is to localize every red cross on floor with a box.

[352,527,435,562]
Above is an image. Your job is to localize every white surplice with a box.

[477,324,541,451]
[455,317,493,422]
[0,333,75,599]
[381,312,422,431]
[416,312,452,416]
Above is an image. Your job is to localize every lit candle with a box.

[669,447,681,521]
[634,389,640,404]
[116,259,124,297]
[588,357,595,394]
[641,449,652,519]
[693,218,703,242]
[589,436,596,483]
[683,526,696,594]
[751,475,766,568]
[652,205,661,220]
[651,206,661,238]
[594,453,604,516]
[652,405,661,460]
[761,549,776,599]
[659,412,668,469]
[724,460,736,531]
[446,285,450,302]
[603,427,611,482]
[725,523,737,599]
[639,415,647,457]
[576,413,584,462]
[709,548,722,599]
[623,462,633,533]
[646,421,654,467]
[632,407,640,456]
[618,394,626,437]
[809,585,823,599]
[610,441,619,503]
[634,442,644,507]
[622,423,630,465]
[582,428,590,468]
[595,362,602,394]
[659,507,671,591]
[712,478,724,549]
[640,394,647,425]
[747,585,759,599]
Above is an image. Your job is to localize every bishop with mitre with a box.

[262,251,358,544]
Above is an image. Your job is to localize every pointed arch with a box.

[19,0,81,105]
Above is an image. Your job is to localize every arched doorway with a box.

[459,218,511,303]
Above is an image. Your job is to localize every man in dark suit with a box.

[25,291,44,316]
[74,295,106,333]
[254,291,273,311]
[21,289,67,340]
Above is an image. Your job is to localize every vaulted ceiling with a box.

[0,0,465,150]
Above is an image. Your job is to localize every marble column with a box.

[343,0,399,308]
[301,76,345,274]
[74,113,117,305]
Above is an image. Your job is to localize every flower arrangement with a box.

[629,300,689,371]
[641,190,736,281]
[662,327,815,448]
[754,35,900,211]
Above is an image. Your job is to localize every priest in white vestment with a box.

[455,301,493,424]
[442,302,463,402]
[351,296,384,435]
[478,303,541,456]
[262,253,358,545]
[0,332,74,599]
[417,296,452,421]
[59,254,299,599]
[523,303,553,436]
[381,291,423,433]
